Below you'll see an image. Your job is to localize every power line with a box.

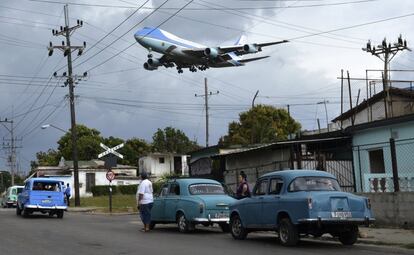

[27,0,378,10]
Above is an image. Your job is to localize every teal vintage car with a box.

[150,178,236,233]
[1,185,24,208]
[229,170,375,246]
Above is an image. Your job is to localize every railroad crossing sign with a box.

[98,143,124,159]
[106,170,115,182]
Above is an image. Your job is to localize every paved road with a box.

[0,208,412,255]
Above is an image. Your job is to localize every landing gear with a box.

[189,66,197,72]
[198,65,208,71]
[177,67,183,74]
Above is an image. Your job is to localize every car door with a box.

[262,177,284,228]
[152,184,169,221]
[244,178,269,228]
[164,182,180,221]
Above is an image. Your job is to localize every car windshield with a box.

[289,177,340,192]
[32,181,61,192]
[189,184,225,195]
[17,188,23,194]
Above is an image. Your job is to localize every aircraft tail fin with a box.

[235,34,247,46]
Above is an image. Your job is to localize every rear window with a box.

[189,184,225,195]
[288,177,340,192]
[32,181,61,192]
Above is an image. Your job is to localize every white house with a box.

[34,159,140,197]
[138,153,189,179]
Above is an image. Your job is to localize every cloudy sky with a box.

[0,0,413,173]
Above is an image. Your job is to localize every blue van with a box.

[17,178,67,218]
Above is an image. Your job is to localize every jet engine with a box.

[147,58,162,67]
[243,44,260,53]
[143,62,157,71]
[204,48,219,58]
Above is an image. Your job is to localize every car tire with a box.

[338,225,358,245]
[22,207,31,218]
[16,204,22,216]
[278,218,299,246]
[57,210,64,219]
[230,214,248,240]
[177,213,192,233]
[219,223,230,233]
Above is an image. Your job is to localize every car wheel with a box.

[149,221,156,230]
[16,204,22,216]
[22,207,31,218]
[219,223,230,233]
[230,214,248,240]
[278,218,299,246]
[177,213,191,233]
[338,225,358,245]
[57,210,64,219]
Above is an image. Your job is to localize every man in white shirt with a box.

[136,171,153,232]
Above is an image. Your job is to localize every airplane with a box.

[134,27,288,73]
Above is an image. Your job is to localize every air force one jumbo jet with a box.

[134,27,288,73]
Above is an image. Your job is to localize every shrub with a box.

[91,185,119,196]
[118,185,137,195]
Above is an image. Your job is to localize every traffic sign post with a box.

[98,143,124,214]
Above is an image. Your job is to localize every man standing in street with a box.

[136,172,153,232]
[64,183,71,206]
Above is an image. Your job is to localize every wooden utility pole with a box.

[48,4,86,206]
[195,78,219,147]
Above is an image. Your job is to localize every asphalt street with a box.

[0,208,412,255]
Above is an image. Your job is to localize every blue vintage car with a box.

[229,170,375,246]
[17,178,67,218]
[150,178,236,233]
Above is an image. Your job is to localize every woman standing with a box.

[236,171,250,199]
[136,172,153,232]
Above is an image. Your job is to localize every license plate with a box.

[331,211,352,218]
[214,212,228,218]
[41,199,51,203]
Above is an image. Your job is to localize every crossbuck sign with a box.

[98,143,124,159]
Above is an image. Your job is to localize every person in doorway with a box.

[236,171,250,199]
[64,183,71,206]
[136,172,153,232]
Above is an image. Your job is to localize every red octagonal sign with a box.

[106,170,115,182]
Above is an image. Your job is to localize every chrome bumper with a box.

[298,217,375,225]
[193,214,230,223]
[25,205,67,210]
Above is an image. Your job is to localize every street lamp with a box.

[41,124,67,133]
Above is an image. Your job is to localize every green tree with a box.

[57,124,103,161]
[220,105,301,146]
[152,127,200,154]
[123,138,151,166]
[34,149,61,166]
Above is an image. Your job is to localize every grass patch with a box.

[69,194,137,213]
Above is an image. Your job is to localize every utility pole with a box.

[0,118,21,186]
[48,4,86,207]
[195,78,219,147]
[317,100,329,131]
[363,35,411,118]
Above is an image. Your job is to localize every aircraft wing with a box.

[182,39,288,57]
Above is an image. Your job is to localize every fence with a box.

[353,137,414,192]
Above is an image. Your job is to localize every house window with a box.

[159,157,165,164]
[369,149,385,173]
[86,173,96,192]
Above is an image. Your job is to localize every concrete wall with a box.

[359,192,414,228]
